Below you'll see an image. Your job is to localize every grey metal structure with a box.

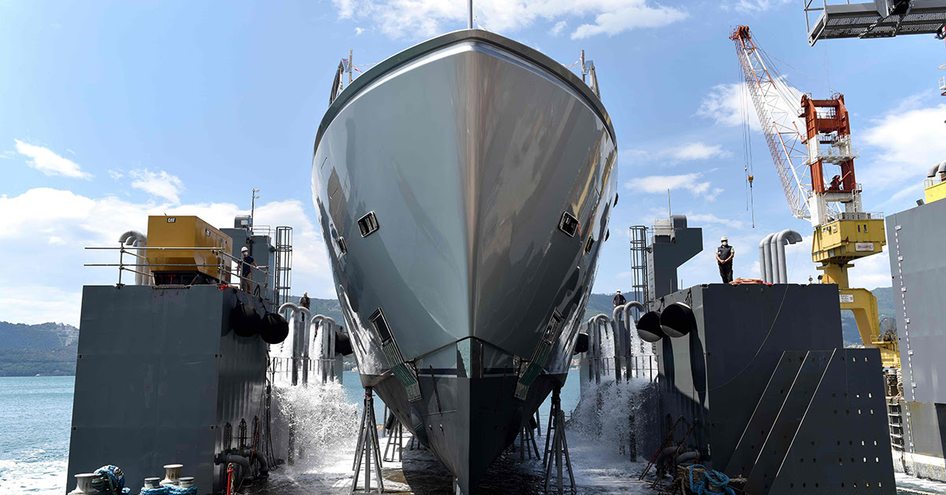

[804,0,946,45]
[629,225,649,304]
[887,197,946,479]
[645,284,895,493]
[222,228,276,305]
[311,29,616,493]
[645,215,702,302]
[66,285,270,493]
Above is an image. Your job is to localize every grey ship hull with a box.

[311,30,616,492]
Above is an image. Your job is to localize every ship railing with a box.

[85,245,270,293]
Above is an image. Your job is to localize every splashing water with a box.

[570,378,653,456]
[272,381,360,473]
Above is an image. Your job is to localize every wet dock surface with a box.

[247,429,655,494]
[246,430,946,495]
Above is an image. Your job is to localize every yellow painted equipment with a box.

[812,217,899,367]
[924,180,946,204]
[811,218,886,263]
[146,215,233,283]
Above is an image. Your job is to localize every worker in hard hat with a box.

[613,290,627,308]
[716,236,734,284]
[240,246,256,293]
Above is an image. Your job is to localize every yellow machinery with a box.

[732,26,899,368]
[146,215,233,284]
[924,178,946,204]
[812,217,898,367]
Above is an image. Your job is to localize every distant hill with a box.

[285,295,345,322]
[840,286,896,347]
[0,287,899,376]
[584,288,896,348]
[0,322,79,376]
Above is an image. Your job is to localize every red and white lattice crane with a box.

[731,25,864,226]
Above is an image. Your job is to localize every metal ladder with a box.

[273,226,293,308]
[629,225,649,304]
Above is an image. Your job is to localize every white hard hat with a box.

[241,246,249,252]
[720,236,728,242]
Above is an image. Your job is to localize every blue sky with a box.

[2,1,945,325]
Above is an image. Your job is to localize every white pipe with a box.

[119,230,149,285]
[760,233,775,283]
[588,314,610,383]
[769,233,782,283]
[775,230,803,284]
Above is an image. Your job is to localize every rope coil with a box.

[687,464,735,495]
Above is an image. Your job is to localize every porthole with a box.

[558,211,579,237]
[358,211,380,237]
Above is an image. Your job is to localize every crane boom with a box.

[731,26,811,220]
[729,25,898,368]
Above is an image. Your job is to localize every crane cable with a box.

[738,52,756,229]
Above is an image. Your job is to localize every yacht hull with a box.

[311,29,616,492]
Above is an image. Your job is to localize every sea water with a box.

[3,374,942,494]
[0,376,74,493]
[0,371,579,493]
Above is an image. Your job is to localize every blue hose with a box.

[688,464,735,495]
[139,488,168,495]
[167,486,198,495]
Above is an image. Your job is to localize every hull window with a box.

[368,308,393,344]
[542,311,564,344]
[614,193,619,206]
[336,236,348,254]
[357,211,379,237]
[585,236,596,254]
[558,212,579,237]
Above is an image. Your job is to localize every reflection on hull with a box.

[311,29,617,493]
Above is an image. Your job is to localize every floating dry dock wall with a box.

[887,196,946,480]
[66,285,271,493]
[645,283,895,494]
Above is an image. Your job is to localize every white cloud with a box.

[684,212,747,230]
[550,20,567,36]
[570,1,687,39]
[129,169,184,203]
[669,142,730,161]
[0,188,335,325]
[354,26,365,35]
[14,139,91,179]
[331,0,688,40]
[859,102,946,193]
[723,0,791,12]
[624,141,730,164]
[625,172,723,201]
[107,169,124,180]
[697,80,803,132]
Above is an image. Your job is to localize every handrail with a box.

[85,244,270,288]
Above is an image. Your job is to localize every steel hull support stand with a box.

[543,384,576,494]
[351,387,384,494]
[383,417,403,462]
[518,418,541,461]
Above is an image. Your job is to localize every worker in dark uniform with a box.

[716,236,734,283]
[240,246,255,293]
[299,292,311,310]
[613,290,627,307]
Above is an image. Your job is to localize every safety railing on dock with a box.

[84,244,270,295]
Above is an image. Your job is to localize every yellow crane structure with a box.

[731,25,900,367]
